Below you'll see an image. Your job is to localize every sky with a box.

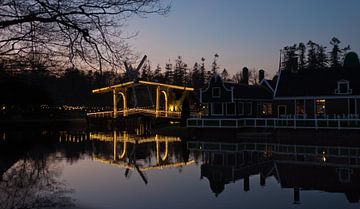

[126,0,360,77]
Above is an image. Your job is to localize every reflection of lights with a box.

[322,156,327,162]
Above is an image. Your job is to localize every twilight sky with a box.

[127,0,360,77]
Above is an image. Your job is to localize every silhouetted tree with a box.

[197,57,205,88]
[0,0,170,71]
[282,44,298,72]
[164,61,173,84]
[343,52,360,68]
[211,53,220,74]
[329,37,342,68]
[231,72,242,84]
[298,42,306,71]
[316,44,328,69]
[221,68,229,80]
[173,56,187,85]
[153,64,163,82]
[191,62,202,89]
[140,60,152,81]
[307,41,318,69]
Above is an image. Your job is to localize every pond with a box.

[1,128,360,209]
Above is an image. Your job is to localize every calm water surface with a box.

[1,129,360,209]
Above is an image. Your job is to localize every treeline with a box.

[136,55,260,89]
[282,37,360,72]
[0,54,260,108]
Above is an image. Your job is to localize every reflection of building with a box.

[188,140,360,203]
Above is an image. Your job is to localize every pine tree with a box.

[316,45,328,69]
[140,60,152,80]
[282,44,298,72]
[173,56,187,85]
[211,53,219,74]
[153,64,163,82]
[298,42,306,71]
[307,41,318,70]
[191,62,201,89]
[164,61,173,84]
[200,57,206,87]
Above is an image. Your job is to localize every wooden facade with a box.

[200,75,273,118]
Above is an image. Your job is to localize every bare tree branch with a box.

[0,0,171,72]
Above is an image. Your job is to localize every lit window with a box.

[296,101,304,114]
[262,103,273,115]
[212,87,221,98]
[316,99,326,114]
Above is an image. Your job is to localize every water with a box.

[1,128,360,209]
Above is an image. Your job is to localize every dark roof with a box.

[275,68,360,97]
[224,82,273,99]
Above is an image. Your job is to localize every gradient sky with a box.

[127,0,360,77]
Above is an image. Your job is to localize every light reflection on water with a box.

[1,129,360,209]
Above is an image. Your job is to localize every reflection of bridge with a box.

[87,80,194,119]
[59,131,193,184]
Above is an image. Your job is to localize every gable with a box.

[201,75,233,103]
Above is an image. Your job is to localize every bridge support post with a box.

[119,91,127,117]
[156,86,160,117]
[113,89,118,118]
[161,90,168,117]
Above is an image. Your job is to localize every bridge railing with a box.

[87,111,113,118]
[187,117,360,130]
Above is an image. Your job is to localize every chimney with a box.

[259,69,265,82]
[242,67,249,85]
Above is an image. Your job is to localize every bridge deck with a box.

[86,108,182,119]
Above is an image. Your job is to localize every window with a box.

[246,102,252,116]
[296,101,304,114]
[226,103,236,116]
[278,105,287,117]
[212,103,223,115]
[335,80,352,95]
[262,103,273,115]
[316,99,326,115]
[212,87,221,98]
[238,102,244,116]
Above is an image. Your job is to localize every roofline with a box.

[202,74,233,93]
[274,95,360,100]
[259,79,275,94]
[92,80,194,94]
[273,70,282,98]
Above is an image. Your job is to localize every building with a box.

[273,68,360,119]
[200,70,273,118]
[187,67,360,130]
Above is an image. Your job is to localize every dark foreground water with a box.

[1,128,360,209]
